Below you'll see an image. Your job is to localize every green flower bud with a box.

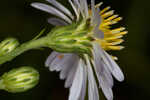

[0,38,19,56]
[47,19,93,55]
[0,66,39,93]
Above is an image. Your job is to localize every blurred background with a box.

[0,0,150,100]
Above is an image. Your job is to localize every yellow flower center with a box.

[88,3,128,60]
[96,6,127,51]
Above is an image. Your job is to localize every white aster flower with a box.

[31,0,127,100]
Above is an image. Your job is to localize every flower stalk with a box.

[0,36,49,65]
[0,20,93,65]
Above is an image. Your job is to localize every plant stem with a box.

[0,36,50,65]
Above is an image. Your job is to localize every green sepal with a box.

[46,20,93,55]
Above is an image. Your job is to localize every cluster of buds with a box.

[0,38,40,93]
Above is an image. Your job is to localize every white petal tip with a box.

[112,71,125,82]
[31,3,39,8]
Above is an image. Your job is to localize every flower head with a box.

[0,66,39,93]
[31,0,127,100]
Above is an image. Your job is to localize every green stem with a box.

[0,36,51,65]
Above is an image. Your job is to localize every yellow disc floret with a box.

[98,4,128,51]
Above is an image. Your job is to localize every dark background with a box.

[0,0,150,100]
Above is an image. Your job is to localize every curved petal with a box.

[69,0,80,21]
[78,60,87,100]
[92,43,124,82]
[91,0,104,39]
[31,3,72,23]
[48,18,68,26]
[64,60,79,88]
[85,55,99,100]
[45,51,79,73]
[45,51,59,68]
[68,59,85,100]
[79,0,89,18]
[103,51,124,81]
[46,0,74,19]
[92,43,114,100]
[92,43,114,87]
[99,76,113,100]
[59,54,79,79]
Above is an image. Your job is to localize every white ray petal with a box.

[59,55,79,80]
[77,0,85,18]
[73,0,80,9]
[45,52,78,73]
[93,9,103,38]
[85,55,99,100]
[101,64,114,88]
[92,59,114,88]
[68,59,85,100]
[99,77,113,100]
[79,61,87,100]
[94,29,104,39]
[75,0,88,18]
[92,43,114,100]
[91,0,96,24]
[80,0,89,18]
[53,54,78,79]
[103,51,124,81]
[69,0,79,21]
[59,63,71,79]
[64,60,79,88]
[48,18,68,26]
[46,0,74,19]
[93,43,124,82]
[31,3,72,23]
[45,51,59,67]
[50,53,74,71]
[90,0,104,38]
[92,43,114,87]
[73,0,84,18]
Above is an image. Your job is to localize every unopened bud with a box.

[0,38,19,56]
[0,66,39,93]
